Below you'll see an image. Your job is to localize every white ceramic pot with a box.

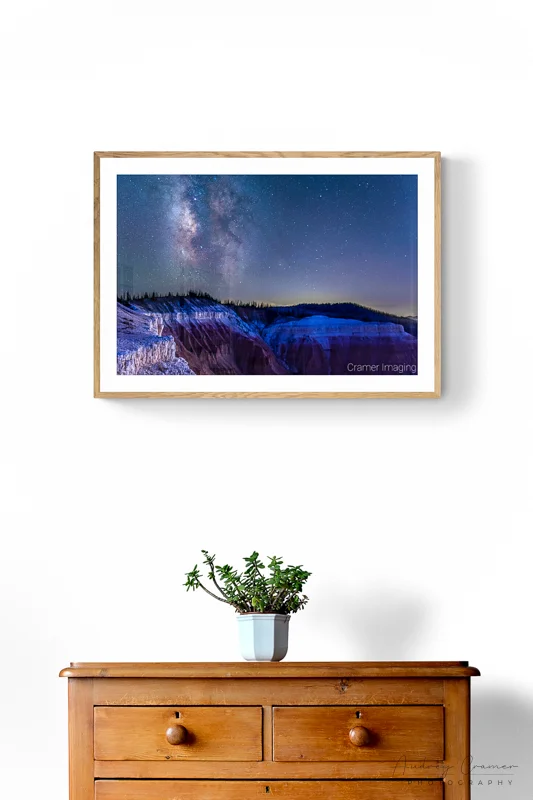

[237,613,290,661]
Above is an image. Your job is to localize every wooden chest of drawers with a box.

[60,661,480,800]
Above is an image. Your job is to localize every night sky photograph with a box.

[117,174,418,377]
[117,174,417,316]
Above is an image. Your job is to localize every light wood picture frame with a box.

[94,151,440,398]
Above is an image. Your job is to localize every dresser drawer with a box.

[95,780,443,800]
[94,707,262,761]
[273,706,443,761]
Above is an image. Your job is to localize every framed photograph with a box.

[95,151,440,398]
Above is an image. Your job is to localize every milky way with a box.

[117,174,418,315]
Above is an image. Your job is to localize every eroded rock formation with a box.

[116,298,417,376]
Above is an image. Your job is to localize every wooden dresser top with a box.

[59,661,480,678]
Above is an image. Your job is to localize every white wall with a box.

[1,1,532,797]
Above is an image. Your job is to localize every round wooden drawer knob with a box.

[166,724,188,745]
[349,725,371,746]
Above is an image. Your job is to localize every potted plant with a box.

[184,550,311,661]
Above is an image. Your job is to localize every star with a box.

[117,172,417,314]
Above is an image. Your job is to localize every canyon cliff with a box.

[117,298,286,376]
[117,297,417,376]
[264,316,417,375]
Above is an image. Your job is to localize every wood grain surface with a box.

[68,679,94,800]
[96,151,440,159]
[91,677,445,707]
[94,761,450,780]
[60,661,479,679]
[95,780,443,800]
[444,680,471,800]
[94,706,262,761]
[273,706,443,762]
[63,662,475,800]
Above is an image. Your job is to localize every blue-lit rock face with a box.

[264,316,417,376]
[117,302,194,375]
[117,297,417,376]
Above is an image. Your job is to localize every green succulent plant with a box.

[184,550,311,615]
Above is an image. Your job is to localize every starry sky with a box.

[117,174,417,315]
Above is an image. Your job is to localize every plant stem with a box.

[197,580,235,608]
[207,564,232,602]
[271,588,291,611]
[220,571,252,611]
